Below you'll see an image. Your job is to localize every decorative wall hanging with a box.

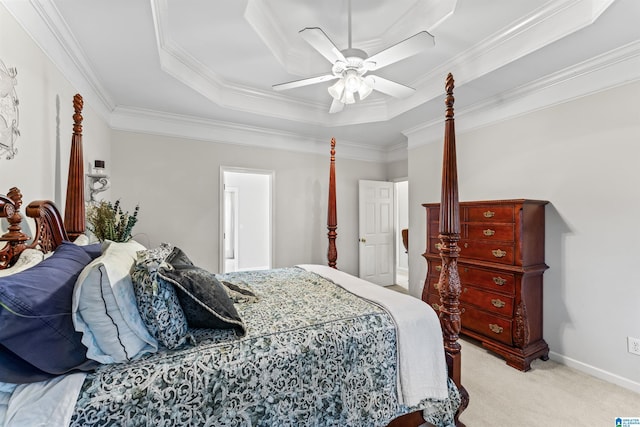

[0,59,19,160]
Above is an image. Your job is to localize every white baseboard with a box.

[549,351,640,394]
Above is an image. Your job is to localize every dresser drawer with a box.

[461,305,513,346]
[460,240,515,265]
[459,264,516,294]
[464,205,515,223]
[428,238,443,254]
[461,286,514,316]
[465,223,514,241]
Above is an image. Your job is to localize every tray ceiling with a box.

[3,0,639,160]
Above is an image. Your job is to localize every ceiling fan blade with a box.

[364,31,435,71]
[273,74,338,91]
[369,76,415,98]
[299,27,347,64]
[329,98,344,114]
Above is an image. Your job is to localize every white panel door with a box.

[358,180,394,286]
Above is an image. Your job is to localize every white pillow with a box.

[73,234,90,246]
[72,240,158,364]
[0,249,44,277]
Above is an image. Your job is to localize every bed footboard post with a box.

[327,137,338,268]
[437,74,469,424]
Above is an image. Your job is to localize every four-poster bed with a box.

[0,74,467,426]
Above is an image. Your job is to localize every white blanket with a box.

[299,264,449,405]
[1,373,86,427]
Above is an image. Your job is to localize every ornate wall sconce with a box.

[87,160,110,202]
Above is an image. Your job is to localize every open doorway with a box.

[394,180,409,289]
[220,168,273,273]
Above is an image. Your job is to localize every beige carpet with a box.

[458,337,640,426]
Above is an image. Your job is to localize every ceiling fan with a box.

[272,1,435,113]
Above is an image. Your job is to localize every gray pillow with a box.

[158,247,246,335]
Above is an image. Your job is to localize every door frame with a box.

[219,166,275,273]
[393,178,409,288]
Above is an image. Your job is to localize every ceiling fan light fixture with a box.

[358,75,374,100]
[344,69,360,93]
[342,89,356,105]
[328,79,345,100]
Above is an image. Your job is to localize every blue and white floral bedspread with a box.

[69,267,459,426]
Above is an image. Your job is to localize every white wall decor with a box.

[0,59,19,160]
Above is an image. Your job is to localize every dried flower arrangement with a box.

[86,200,139,242]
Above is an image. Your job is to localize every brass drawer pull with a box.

[435,265,442,272]
[491,298,506,308]
[435,243,442,250]
[483,229,495,236]
[431,303,441,311]
[493,276,507,286]
[433,282,440,290]
[483,210,495,218]
[489,324,503,334]
[492,249,507,258]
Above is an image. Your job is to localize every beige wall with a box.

[386,158,408,180]
[408,79,640,391]
[0,4,110,233]
[110,130,386,277]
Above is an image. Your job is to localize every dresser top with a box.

[422,199,549,208]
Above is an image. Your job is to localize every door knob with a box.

[359,238,366,243]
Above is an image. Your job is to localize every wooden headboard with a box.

[0,191,67,268]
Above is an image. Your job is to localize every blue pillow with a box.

[0,242,100,383]
[79,242,102,259]
[0,343,53,383]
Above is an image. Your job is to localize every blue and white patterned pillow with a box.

[131,243,190,349]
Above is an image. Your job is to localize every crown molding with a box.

[405,39,640,148]
[1,0,114,120]
[109,106,395,163]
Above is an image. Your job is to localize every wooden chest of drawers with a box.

[422,199,549,371]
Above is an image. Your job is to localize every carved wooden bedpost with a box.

[327,138,338,268]
[63,94,86,241]
[437,74,469,421]
[0,187,30,268]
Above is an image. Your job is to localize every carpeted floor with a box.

[458,337,640,426]
[385,285,640,425]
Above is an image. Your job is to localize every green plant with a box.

[86,200,139,242]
